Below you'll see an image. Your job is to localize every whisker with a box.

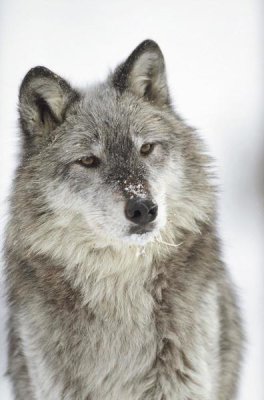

[154,236,183,248]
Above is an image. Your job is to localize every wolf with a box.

[4,40,243,400]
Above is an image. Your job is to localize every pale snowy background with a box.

[0,0,263,399]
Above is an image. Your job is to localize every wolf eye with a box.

[140,143,155,156]
[77,155,100,168]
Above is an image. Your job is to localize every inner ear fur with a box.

[112,39,170,106]
[19,66,79,140]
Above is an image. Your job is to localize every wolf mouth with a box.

[129,223,155,235]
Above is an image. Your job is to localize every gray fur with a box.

[4,40,243,399]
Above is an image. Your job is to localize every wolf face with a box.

[39,90,177,247]
[18,40,211,252]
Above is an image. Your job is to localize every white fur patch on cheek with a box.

[147,179,167,228]
[155,192,167,229]
[44,180,168,249]
[45,182,128,244]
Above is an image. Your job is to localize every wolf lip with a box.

[129,224,154,235]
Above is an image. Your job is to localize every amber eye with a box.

[77,155,100,168]
[140,143,155,156]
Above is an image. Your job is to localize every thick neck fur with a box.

[6,193,213,321]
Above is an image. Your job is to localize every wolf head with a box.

[17,40,214,252]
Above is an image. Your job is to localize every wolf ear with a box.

[19,66,79,141]
[112,40,169,106]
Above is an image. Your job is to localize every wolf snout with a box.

[125,198,158,226]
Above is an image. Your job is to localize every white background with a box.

[0,1,263,399]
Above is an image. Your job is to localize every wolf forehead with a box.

[66,87,174,144]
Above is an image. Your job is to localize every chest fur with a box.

[19,273,158,399]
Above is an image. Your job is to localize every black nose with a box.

[125,198,158,225]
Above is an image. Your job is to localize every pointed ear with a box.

[19,66,79,141]
[112,40,170,106]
